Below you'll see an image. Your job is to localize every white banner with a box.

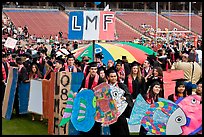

[4,37,18,49]
[28,79,43,115]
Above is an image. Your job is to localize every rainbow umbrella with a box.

[73,42,157,65]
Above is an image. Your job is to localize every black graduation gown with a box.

[124,76,146,99]
[109,83,134,135]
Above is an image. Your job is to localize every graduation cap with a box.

[97,66,106,74]
[12,53,18,59]
[115,59,123,65]
[106,67,117,76]
[32,53,40,59]
[67,53,75,59]
[74,59,81,66]
[95,52,104,59]
[196,78,202,85]
[172,78,187,87]
[82,56,91,62]
[130,61,141,68]
[122,56,127,60]
[88,62,98,68]
[56,56,65,65]
[46,60,53,68]
[24,52,32,58]
[150,78,163,87]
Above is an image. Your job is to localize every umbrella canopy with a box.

[73,42,157,65]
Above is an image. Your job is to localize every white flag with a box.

[104,4,111,11]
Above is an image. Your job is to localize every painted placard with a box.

[2,67,18,120]
[28,79,43,115]
[4,37,18,49]
[68,11,115,40]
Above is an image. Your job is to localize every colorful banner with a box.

[2,67,18,120]
[18,82,30,114]
[28,79,43,115]
[68,11,115,40]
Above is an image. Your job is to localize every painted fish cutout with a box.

[129,94,187,135]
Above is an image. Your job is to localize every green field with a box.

[2,113,139,135]
[2,113,48,135]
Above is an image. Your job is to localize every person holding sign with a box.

[106,67,134,135]
[77,62,105,135]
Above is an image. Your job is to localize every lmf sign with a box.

[68,11,115,40]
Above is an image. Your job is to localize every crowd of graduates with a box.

[1,37,202,135]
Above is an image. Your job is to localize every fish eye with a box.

[191,98,197,104]
[175,116,182,123]
[112,91,118,97]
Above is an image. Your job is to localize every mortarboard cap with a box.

[150,78,163,87]
[67,53,75,59]
[47,60,53,67]
[122,56,127,60]
[88,62,98,68]
[196,78,202,85]
[12,53,18,58]
[56,56,65,65]
[95,52,104,59]
[74,59,81,66]
[130,61,140,68]
[115,59,123,65]
[172,78,187,87]
[106,67,117,76]
[82,56,91,62]
[97,66,106,74]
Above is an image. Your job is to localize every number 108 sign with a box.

[68,11,115,40]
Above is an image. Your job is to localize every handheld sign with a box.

[68,11,115,40]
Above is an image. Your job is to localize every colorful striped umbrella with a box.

[73,42,157,65]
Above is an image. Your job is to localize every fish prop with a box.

[175,95,202,135]
[93,82,119,126]
[109,85,128,116]
[71,89,96,132]
[128,94,187,135]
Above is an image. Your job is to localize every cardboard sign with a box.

[2,67,18,120]
[68,11,115,40]
[28,80,42,115]
[4,37,18,49]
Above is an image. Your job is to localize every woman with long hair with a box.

[168,78,188,102]
[146,66,164,98]
[29,64,43,121]
[139,79,162,135]
[124,61,146,100]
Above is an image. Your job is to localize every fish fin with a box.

[158,97,176,105]
[128,94,150,125]
[77,99,86,122]
[185,117,191,127]
[59,91,74,126]
[175,97,184,104]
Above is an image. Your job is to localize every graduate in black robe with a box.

[106,68,134,135]
[77,62,105,135]
[124,61,146,99]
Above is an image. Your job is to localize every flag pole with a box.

[93,40,95,61]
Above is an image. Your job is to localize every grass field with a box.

[2,113,139,135]
[2,113,48,135]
